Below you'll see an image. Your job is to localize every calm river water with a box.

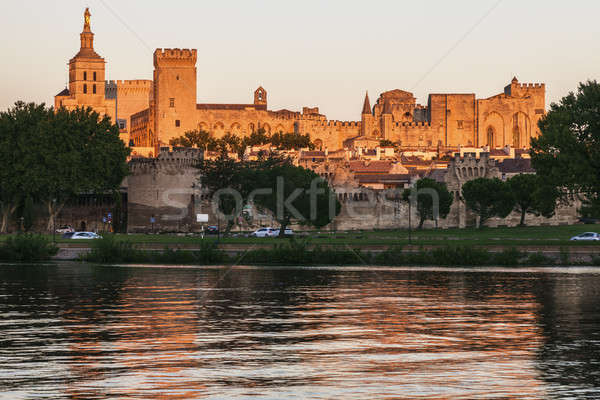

[1,264,600,399]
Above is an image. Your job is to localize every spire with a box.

[361,91,371,115]
[511,76,519,84]
[75,8,101,59]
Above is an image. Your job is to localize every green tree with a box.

[270,132,314,150]
[0,103,130,232]
[507,174,560,226]
[531,80,600,215]
[21,195,35,232]
[252,158,340,236]
[462,178,515,227]
[403,178,453,229]
[379,139,395,147]
[169,129,217,151]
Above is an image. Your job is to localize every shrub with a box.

[84,234,145,263]
[559,247,571,265]
[523,252,554,266]
[431,246,491,266]
[0,234,58,262]
[491,247,525,266]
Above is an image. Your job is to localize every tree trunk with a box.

[520,210,526,226]
[278,218,289,237]
[418,217,425,230]
[45,199,65,233]
[0,203,17,233]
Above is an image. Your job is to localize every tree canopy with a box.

[403,178,453,229]
[462,177,515,227]
[196,154,340,235]
[531,80,600,215]
[507,174,559,226]
[0,102,129,231]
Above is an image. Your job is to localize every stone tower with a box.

[153,48,198,146]
[360,91,373,137]
[55,8,115,120]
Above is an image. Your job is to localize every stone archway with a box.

[487,126,495,148]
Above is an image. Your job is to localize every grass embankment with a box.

[33,223,600,247]
[82,235,600,267]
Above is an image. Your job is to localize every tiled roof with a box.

[196,104,267,111]
[300,151,326,159]
[357,174,411,183]
[56,88,70,97]
[349,160,392,173]
[499,158,535,173]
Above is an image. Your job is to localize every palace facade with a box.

[56,9,546,155]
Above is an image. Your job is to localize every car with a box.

[61,232,75,239]
[570,232,600,241]
[55,225,74,234]
[206,225,219,234]
[273,228,294,236]
[250,227,278,238]
[68,231,103,240]
[578,217,599,225]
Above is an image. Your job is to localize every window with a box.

[83,84,87,94]
[93,84,96,94]
[169,98,175,108]
[117,119,127,130]
[93,71,97,81]
[457,120,464,129]
[83,71,87,81]
[175,120,180,127]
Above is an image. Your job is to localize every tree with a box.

[251,158,340,236]
[270,132,314,150]
[0,103,130,232]
[169,129,217,151]
[507,174,560,226]
[462,178,515,227]
[379,139,395,147]
[403,178,453,229]
[531,80,600,215]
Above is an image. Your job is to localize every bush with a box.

[431,246,491,266]
[523,252,554,266]
[491,247,525,266]
[84,234,145,263]
[0,234,58,262]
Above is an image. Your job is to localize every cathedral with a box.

[56,9,546,156]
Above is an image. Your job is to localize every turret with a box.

[360,91,373,137]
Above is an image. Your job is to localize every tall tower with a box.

[55,8,115,122]
[153,48,198,146]
[381,99,393,139]
[254,86,267,108]
[68,8,107,106]
[360,91,373,137]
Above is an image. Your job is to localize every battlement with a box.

[128,147,203,175]
[154,48,197,67]
[314,120,360,128]
[396,121,432,128]
[109,79,153,88]
[515,83,545,90]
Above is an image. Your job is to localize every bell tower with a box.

[254,86,267,107]
[68,8,107,106]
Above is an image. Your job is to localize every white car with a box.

[273,228,294,236]
[570,232,600,241]
[55,225,74,234]
[250,227,278,238]
[69,231,103,240]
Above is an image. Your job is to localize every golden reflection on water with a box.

[1,265,600,399]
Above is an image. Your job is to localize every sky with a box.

[1,0,598,121]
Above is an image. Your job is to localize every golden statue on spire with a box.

[84,8,91,30]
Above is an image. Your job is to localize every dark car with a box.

[206,225,219,234]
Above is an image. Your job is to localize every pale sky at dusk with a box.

[1,0,598,120]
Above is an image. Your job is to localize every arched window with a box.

[93,84,96,94]
[83,84,87,94]
[513,113,521,148]
[93,72,97,81]
[487,127,494,148]
[83,71,87,81]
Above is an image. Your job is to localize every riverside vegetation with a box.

[0,234,58,262]
[80,235,575,267]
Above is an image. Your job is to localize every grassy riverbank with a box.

[3,224,599,247]
[78,235,600,267]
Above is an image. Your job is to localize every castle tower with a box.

[360,91,373,137]
[153,48,198,146]
[254,86,267,108]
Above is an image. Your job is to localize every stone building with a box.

[55,8,545,155]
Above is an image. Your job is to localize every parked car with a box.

[61,232,75,239]
[67,231,103,240]
[250,227,278,238]
[206,225,219,234]
[273,228,294,236]
[55,225,74,234]
[578,217,599,225]
[570,232,600,241]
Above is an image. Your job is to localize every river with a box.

[1,263,600,399]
